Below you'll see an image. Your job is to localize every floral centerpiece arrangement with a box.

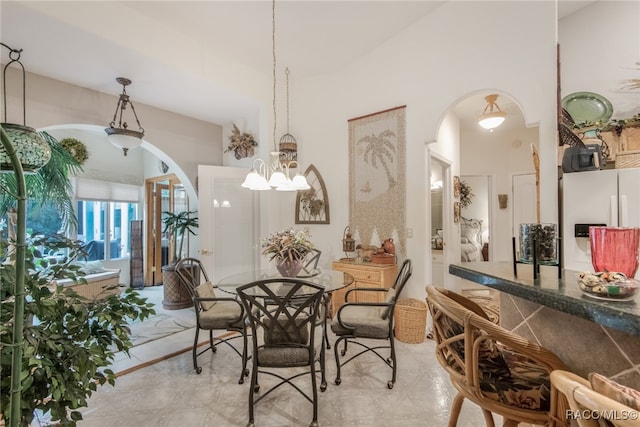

[262,227,314,276]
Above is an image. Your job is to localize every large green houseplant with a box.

[0,234,155,426]
[1,128,154,426]
[160,210,198,309]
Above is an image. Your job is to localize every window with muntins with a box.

[73,178,140,261]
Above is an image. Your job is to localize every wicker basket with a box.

[615,150,640,169]
[394,298,427,344]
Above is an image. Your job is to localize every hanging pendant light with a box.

[0,43,51,173]
[105,77,145,156]
[241,0,309,192]
[279,67,298,165]
[478,94,507,131]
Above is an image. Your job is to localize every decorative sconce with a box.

[342,226,356,258]
[498,194,508,209]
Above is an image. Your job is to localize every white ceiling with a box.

[1,1,596,128]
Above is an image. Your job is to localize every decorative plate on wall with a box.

[561,92,613,125]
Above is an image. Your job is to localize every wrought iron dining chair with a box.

[426,285,568,426]
[331,258,412,389]
[303,248,322,274]
[175,257,249,383]
[237,277,327,427]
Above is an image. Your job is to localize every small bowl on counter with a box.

[577,271,639,301]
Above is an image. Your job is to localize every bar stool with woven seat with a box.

[426,285,567,426]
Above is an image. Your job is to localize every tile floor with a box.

[75,288,500,427]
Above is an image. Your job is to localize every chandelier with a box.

[105,77,145,156]
[478,94,507,131]
[0,43,51,173]
[241,0,309,192]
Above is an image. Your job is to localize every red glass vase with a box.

[589,227,640,278]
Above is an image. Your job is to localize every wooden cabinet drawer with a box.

[347,269,383,284]
[330,260,398,316]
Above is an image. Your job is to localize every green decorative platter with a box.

[561,91,613,125]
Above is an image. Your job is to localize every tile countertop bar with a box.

[449,262,640,336]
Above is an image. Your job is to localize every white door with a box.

[618,168,640,227]
[427,151,452,288]
[198,165,260,283]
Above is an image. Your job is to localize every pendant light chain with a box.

[272,0,277,152]
[239,0,309,192]
[285,67,290,134]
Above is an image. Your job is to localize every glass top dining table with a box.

[216,268,354,295]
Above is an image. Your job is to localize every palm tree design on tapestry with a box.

[358,129,397,191]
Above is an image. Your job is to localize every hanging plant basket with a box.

[59,137,89,165]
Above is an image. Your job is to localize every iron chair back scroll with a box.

[175,257,249,383]
[237,277,327,427]
[331,258,412,389]
[303,248,322,274]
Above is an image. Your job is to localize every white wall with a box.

[287,1,557,300]
[559,1,640,119]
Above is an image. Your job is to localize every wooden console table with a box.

[331,260,397,316]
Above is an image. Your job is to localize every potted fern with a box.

[160,210,198,309]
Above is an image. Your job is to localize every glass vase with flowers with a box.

[262,227,314,277]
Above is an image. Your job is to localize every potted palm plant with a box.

[160,210,198,309]
[161,210,199,265]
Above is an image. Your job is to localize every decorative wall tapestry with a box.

[295,164,330,224]
[348,105,406,256]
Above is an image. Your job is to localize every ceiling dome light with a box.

[478,94,507,131]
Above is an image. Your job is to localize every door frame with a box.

[427,149,453,288]
[198,165,260,283]
[144,174,181,286]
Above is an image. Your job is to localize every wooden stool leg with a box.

[448,393,465,427]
